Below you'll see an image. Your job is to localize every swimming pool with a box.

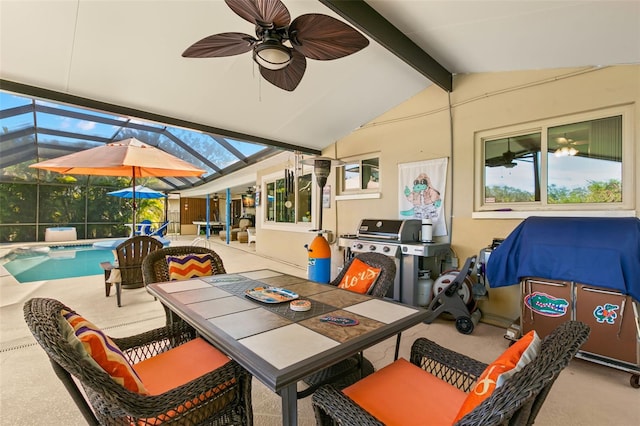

[3,245,115,283]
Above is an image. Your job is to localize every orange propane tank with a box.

[305,234,331,283]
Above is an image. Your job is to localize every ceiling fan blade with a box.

[259,50,306,91]
[289,14,369,60]
[225,0,290,28]
[183,32,255,57]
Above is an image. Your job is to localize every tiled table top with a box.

[148,269,428,391]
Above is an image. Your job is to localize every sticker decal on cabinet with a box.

[524,291,569,317]
[593,303,619,324]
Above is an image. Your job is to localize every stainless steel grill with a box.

[356,219,421,242]
[339,219,450,305]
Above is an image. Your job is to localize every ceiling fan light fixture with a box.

[253,41,292,70]
[554,146,579,157]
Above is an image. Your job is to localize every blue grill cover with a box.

[487,217,640,302]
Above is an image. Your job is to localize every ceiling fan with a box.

[182,0,369,91]
[556,134,588,146]
[499,138,517,168]
[554,134,587,157]
[486,138,530,168]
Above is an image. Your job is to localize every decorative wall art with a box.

[398,158,448,236]
[242,194,255,207]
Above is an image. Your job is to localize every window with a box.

[475,106,633,214]
[297,173,313,223]
[264,170,313,225]
[340,156,380,192]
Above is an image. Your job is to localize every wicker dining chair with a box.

[142,246,226,325]
[312,320,590,426]
[24,297,253,426]
[300,252,397,398]
[330,252,397,298]
[100,236,163,307]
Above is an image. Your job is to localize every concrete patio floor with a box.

[1,235,638,425]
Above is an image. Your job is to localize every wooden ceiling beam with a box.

[319,0,453,92]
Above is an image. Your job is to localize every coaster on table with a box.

[290,299,311,312]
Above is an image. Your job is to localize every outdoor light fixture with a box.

[253,40,292,70]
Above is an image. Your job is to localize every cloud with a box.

[59,117,71,129]
[77,120,96,131]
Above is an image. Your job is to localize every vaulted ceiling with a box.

[1,0,638,193]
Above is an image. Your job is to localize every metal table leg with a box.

[394,332,402,360]
[279,383,298,426]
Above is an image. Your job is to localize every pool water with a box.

[4,245,115,283]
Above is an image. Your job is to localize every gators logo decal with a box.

[593,303,619,324]
[524,291,569,317]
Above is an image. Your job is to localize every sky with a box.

[486,154,621,192]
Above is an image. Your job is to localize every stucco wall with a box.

[330,65,639,324]
[247,65,638,324]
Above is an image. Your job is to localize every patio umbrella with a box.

[107,185,167,199]
[30,137,204,229]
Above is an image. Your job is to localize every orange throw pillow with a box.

[337,258,381,294]
[453,330,540,422]
[61,309,148,394]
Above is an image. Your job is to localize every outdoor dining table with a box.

[192,221,225,235]
[146,269,429,426]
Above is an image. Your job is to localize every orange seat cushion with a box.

[337,258,381,294]
[133,338,235,424]
[453,330,540,422]
[134,337,231,395]
[343,358,467,426]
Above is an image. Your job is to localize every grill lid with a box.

[356,219,421,242]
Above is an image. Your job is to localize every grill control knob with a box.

[369,245,376,251]
[354,243,363,250]
[383,246,390,253]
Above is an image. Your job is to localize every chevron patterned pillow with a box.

[166,253,214,281]
[60,309,148,394]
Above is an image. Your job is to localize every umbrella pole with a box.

[132,169,137,231]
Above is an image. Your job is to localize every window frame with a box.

[260,167,316,231]
[336,153,381,200]
[473,105,635,218]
